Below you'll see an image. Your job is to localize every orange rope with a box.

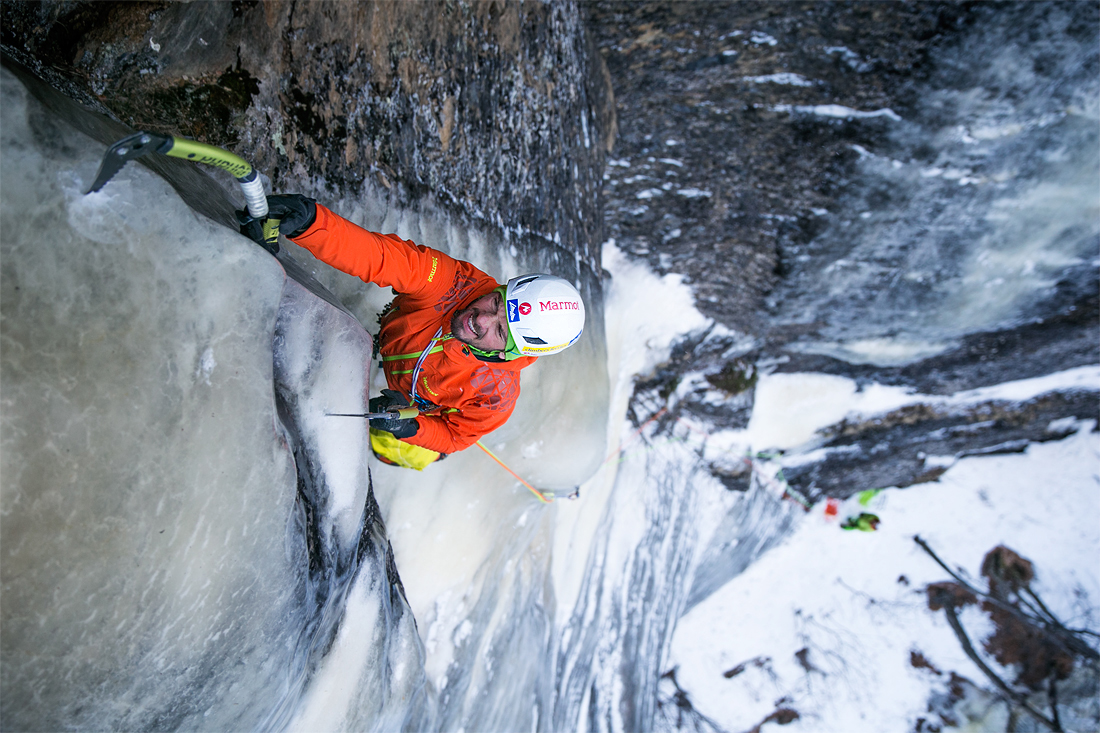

[476,440,553,503]
[474,406,667,504]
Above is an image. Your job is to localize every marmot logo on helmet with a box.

[519,302,532,315]
[539,300,580,311]
[507,298,530,322]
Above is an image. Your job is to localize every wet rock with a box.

[784,390,1099,501]
[586,0,973,332]
[1,0,614,278]
[627,326,759,430]
[591,0,1098,500]
[708,459,752,493]
[772,275,1100,394]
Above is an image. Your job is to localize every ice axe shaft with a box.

[326,407,420,420]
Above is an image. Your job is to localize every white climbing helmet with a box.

[503,274,585,357]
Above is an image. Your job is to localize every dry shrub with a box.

[926,582,978,611]
[746,707,800,732]
[982,601,1075,690]
[980,545,1035,598]
[910,650,943,675]
[764,708,800,725]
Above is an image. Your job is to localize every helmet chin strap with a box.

[467,344,499,359]
[496,285,525,360]
[466,343,526,362]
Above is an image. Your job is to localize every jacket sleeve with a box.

[405,400,515,454]
[290,204,456,299]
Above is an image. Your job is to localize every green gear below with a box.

[841,513,881,532]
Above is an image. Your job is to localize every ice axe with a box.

[85,131,281,253]
[329,404,573,502]
[325,408,420,420]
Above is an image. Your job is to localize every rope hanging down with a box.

[476,441,554,503]
[474,406,669,505]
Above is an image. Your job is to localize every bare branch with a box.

[1068,627,1100,639]
[1024,587,1062,626]
[1049,677,1061,733]
[914,536,1100,662]
[942,600,1061,731]
[915,537,1032,617]
[1022,588,1100,662]
[914,535,986,598]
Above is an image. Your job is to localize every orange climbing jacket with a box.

[290,205,536,455]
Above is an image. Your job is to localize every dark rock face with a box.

[589,1,1098,499]
[1,0,613,276]
[785,390,1100,501]
[591,1,1098,340]
[587,0,973,332]
[773,289,1100,395]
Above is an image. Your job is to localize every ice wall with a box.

[0,62,438,732]
[0,66,305,730]
[269,193,612,733]
[0,59,612,731]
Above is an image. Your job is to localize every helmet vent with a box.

[513,275,540,289]
[520,335,547,345]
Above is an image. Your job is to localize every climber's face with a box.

[451,290,508,353]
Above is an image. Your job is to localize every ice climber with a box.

[260,194,586,470]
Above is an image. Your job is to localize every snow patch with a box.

[773,104,903,122]
[744,73,815,87]
[670,428,1100,733]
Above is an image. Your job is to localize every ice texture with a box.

[0,62,609,731]
[0,66,301,730]
[0,65,434,732]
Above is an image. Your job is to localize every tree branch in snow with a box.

[742,707,800,733]
[1049,676,1061,732]
[939,602,1062,732]
[914,535,985,594]
[658,667,728,733]
[914,536,1099,663]
[918,538,1100,732]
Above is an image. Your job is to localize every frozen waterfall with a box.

[2,1,1098,728]
[0,63,607,731]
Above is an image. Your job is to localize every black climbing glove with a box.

[265,194,317,239]
[236,208,279,255]
[368,389,419,439]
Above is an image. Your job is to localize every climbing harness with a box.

[408,327,447,412]
[86,131,281,252]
